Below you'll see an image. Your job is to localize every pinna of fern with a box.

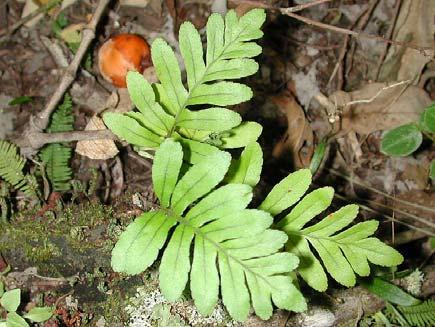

[0,140,39,199]
[39,94,74,192]
[103,9,266,162]
[111,139,307,321]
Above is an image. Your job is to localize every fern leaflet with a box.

[397,300,435,327]
[111,139,306,321]
[0,140,38,198]
[103,9,265,162]
[39,94,74,191]
[256,170,404,291]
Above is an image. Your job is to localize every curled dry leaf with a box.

[75,116,119,160]
[271,92,314,168]
[329,82,431,135]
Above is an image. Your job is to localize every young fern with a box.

[104,9,265,162]
[0,140,39,198]
[111,139,306,321]
[395,300,435,327]
[105,9,404,321]
[39,94,74,191]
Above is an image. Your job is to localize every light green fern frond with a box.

[103,9,265,162]
[397,300,435,327]
[0,140,38,198]
[111,139,306,322]
[256,170,404,291]
[39,94,74,191]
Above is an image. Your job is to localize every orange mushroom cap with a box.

[98,34,151,88]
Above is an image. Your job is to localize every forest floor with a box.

[0,0,434,326]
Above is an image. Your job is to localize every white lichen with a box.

[125,286,239,327]
[402,269,424,296]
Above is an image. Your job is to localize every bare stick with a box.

[230,0,331,12]
[16,130,117,150]
[281,11,433,55]
[33,0,110,132]
[328,168,435,214]
[344,0,379,80]
[345,79,410,106]
[0,0,61,39]
[280,0,331,14]
[374,0,402,80]
[16,0,110,156]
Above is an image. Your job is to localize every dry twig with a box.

[0,0,61,40]
[16,0,110,156]
[374,0,403,80]
[281,10,432,55]
[17,130,117,150]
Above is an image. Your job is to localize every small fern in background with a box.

[0,140,39,198]
[395,300,435,326]
[39,94,74,192]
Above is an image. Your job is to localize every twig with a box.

[374,0,402,80]
[332,192,434,237]
[345,79,410,106]
[279,0,331,14]
[16,130,117,150]
[230,0,331,12]
[34,0,110,131]
[328,168,435,214]
[17,0,110,156]
[0,0,61,39]
[328,0,377,90]
[344,0,379,81]
[362,197,435,230]
[281,11,433,55]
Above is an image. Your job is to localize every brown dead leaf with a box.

[330,82,431,135]
[75,116,119,160]
[379,0,434,83]
[271,92,314,168]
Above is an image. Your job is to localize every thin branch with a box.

[374,0,402,80]
[230,0,331,12]
[328,168,435,214]
[281,11,433,56]
[345,79,411,106]
[280,0,331,14]
[16,130,117,150]
[16,0,110,156]
[333,192,434,237]
[32,0,110,132]
[0,0,61,39]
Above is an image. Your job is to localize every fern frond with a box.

[40,94,74,191]
[257,170,403,292]
[111,139,306,322]
[46,94,74,133]
[397,300,435,327]
[0,140,38,198]
[40,144,72,191]
[103,9,266,161]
